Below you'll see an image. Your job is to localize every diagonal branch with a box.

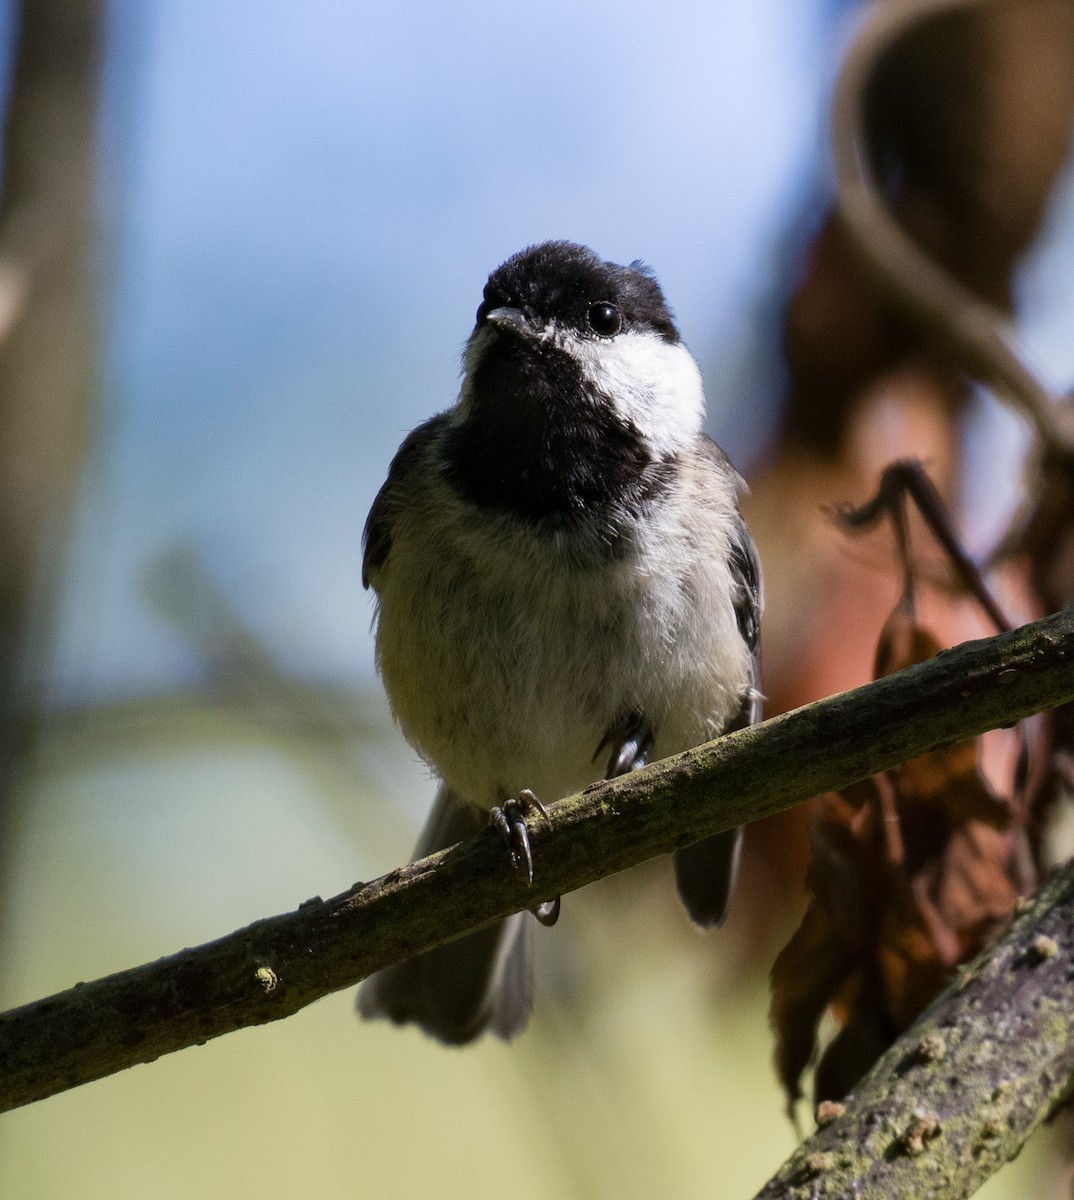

[755,861,1074,1199]
[1,608,1072,1114]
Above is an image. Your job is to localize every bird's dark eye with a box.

[587,301,622,336]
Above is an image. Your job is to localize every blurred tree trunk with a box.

[0,0,102,904]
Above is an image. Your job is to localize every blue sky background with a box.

[25,0,1073,705]
[44,0,844,703]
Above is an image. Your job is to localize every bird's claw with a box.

[531,896,560,926]
[489,788,550,888]
[596,712,654,779]
[490,789,561,925]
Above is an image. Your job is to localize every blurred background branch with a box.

[0,0,102,920]
[831,0,1074,453]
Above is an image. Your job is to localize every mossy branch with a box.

[0,607,1072,1115]
[755,862,1074,1199]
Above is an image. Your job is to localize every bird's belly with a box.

[373,537,748,812]
[376,580,623,806]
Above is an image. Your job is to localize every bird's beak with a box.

[485,306,532,335]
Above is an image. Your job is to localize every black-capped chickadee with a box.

[358,241,761,1044]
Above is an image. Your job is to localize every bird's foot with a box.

[490,790,561,925]
[489,788,549,887]
[596,712,654,779]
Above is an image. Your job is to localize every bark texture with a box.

[755,863,1074,1199]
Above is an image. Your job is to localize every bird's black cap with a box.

[476,241,680,344]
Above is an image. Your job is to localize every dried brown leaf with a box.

[771,607,1031,1108]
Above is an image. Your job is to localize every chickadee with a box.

[357,241,761,1044]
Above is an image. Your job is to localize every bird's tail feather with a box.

[357,784,533,1044]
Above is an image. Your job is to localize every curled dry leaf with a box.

[770,604,1033,1111]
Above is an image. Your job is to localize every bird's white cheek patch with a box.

[572,332,706,457]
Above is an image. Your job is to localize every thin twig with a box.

[836,459,1013,632]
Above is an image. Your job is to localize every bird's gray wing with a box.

[362,413,449,588]
[673,464,763,929]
